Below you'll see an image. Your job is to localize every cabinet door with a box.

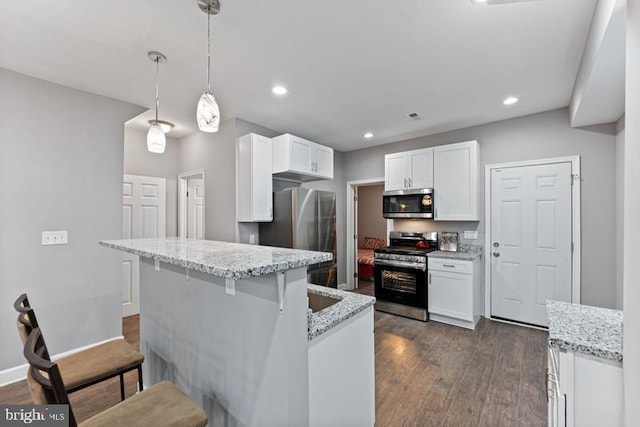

[251,134,273,221]
[434,141,479,220]
[314,144,334,179]
[290,136,313,173]
[385,152,409,191]
[409,148,433,189]
[428,270,473,321]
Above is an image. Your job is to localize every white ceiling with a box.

[0,0,602,152]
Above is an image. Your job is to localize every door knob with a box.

[492,252,500,257]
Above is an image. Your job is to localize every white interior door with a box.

[187,178,204,239]
[122,174,166,317]
[490,162,572,327]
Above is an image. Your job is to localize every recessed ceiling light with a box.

[364,132,374,139]
[272,86,288,95]
[503,96,518,105]
[470,0,487,4]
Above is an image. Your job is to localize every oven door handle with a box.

[375,260,426,271]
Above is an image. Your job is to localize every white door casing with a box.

[345,177,387,290]
[187,178,204,239]
[122,174,166,317]
[489,162,573,327]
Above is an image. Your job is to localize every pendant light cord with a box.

[207,9,211,93]
[155,56,160,122]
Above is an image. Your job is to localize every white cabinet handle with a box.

[443,264,456,268]
[408,177,412,188]
[428,272,431,284]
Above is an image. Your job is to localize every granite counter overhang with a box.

[307,285,375,341]
[100,237,332,280]
[546,300,623,362]
[427,244,482,261]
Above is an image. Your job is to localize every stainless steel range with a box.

[374,231,438,321]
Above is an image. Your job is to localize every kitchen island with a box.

[100,237,375,427]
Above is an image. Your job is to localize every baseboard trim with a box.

[0,335,125,387]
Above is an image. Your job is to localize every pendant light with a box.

[196,0,221,133]
[147,51,167,153]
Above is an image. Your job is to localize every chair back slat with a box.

[23,328,78,427]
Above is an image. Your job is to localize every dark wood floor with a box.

[1,309,548,426]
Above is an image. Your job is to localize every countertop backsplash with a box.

[392,219,482,249]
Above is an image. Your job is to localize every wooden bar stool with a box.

[24,328,208,427]
[14,293,144,400]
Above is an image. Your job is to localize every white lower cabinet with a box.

[308,306,375,427]
[428,257,481,329]
[547,345,623,427]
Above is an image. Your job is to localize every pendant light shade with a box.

[147,51,168,153]
[147,123,166,153]
[196,0,221,133]
[197,92,220,132]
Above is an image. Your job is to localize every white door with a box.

[122,174,166,316]
[187,178,204,239]
[490,163,572,326]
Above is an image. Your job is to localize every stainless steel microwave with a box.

[382,188,434,219]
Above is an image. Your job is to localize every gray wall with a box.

[343,108,618,308]
[615,117,624,310]
[624,2,640,420]
[177,118,280,243]
[124,128,180,237]
[357,185,386,247]
[0,68,144,372]
[178,118,238,242]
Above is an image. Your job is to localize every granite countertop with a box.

[428,244,482,261]
[99,237,332,280]
[307,285,375,341]
[546,300,623,362]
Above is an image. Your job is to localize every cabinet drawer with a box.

[429,258,472,274]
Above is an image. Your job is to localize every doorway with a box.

[346,178,388,290]
[484,156,581,327]
[122,174,167,316]
[178,170,205,239]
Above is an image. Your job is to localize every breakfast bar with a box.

[100,237,375,427]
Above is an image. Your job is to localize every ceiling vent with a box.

[408,112,421,120]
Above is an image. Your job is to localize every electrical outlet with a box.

[249,234,256,244]
[463,230,478,240]
[42,230,68,246]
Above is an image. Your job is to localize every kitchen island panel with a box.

[139,258,309,426]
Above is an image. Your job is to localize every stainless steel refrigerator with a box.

[259,188,337,288]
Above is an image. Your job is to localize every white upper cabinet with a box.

[384,148,434,191]
[237,133,273,222]
[272,134,334,181]
[433,140,479,221]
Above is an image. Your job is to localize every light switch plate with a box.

[463,230,478,240]
[42,230,68,246]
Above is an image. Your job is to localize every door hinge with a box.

[353,273,358,278]
[571,242,574,252]
[354,195,358,202]
[353,234,357,240]
[186,191,189,197]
